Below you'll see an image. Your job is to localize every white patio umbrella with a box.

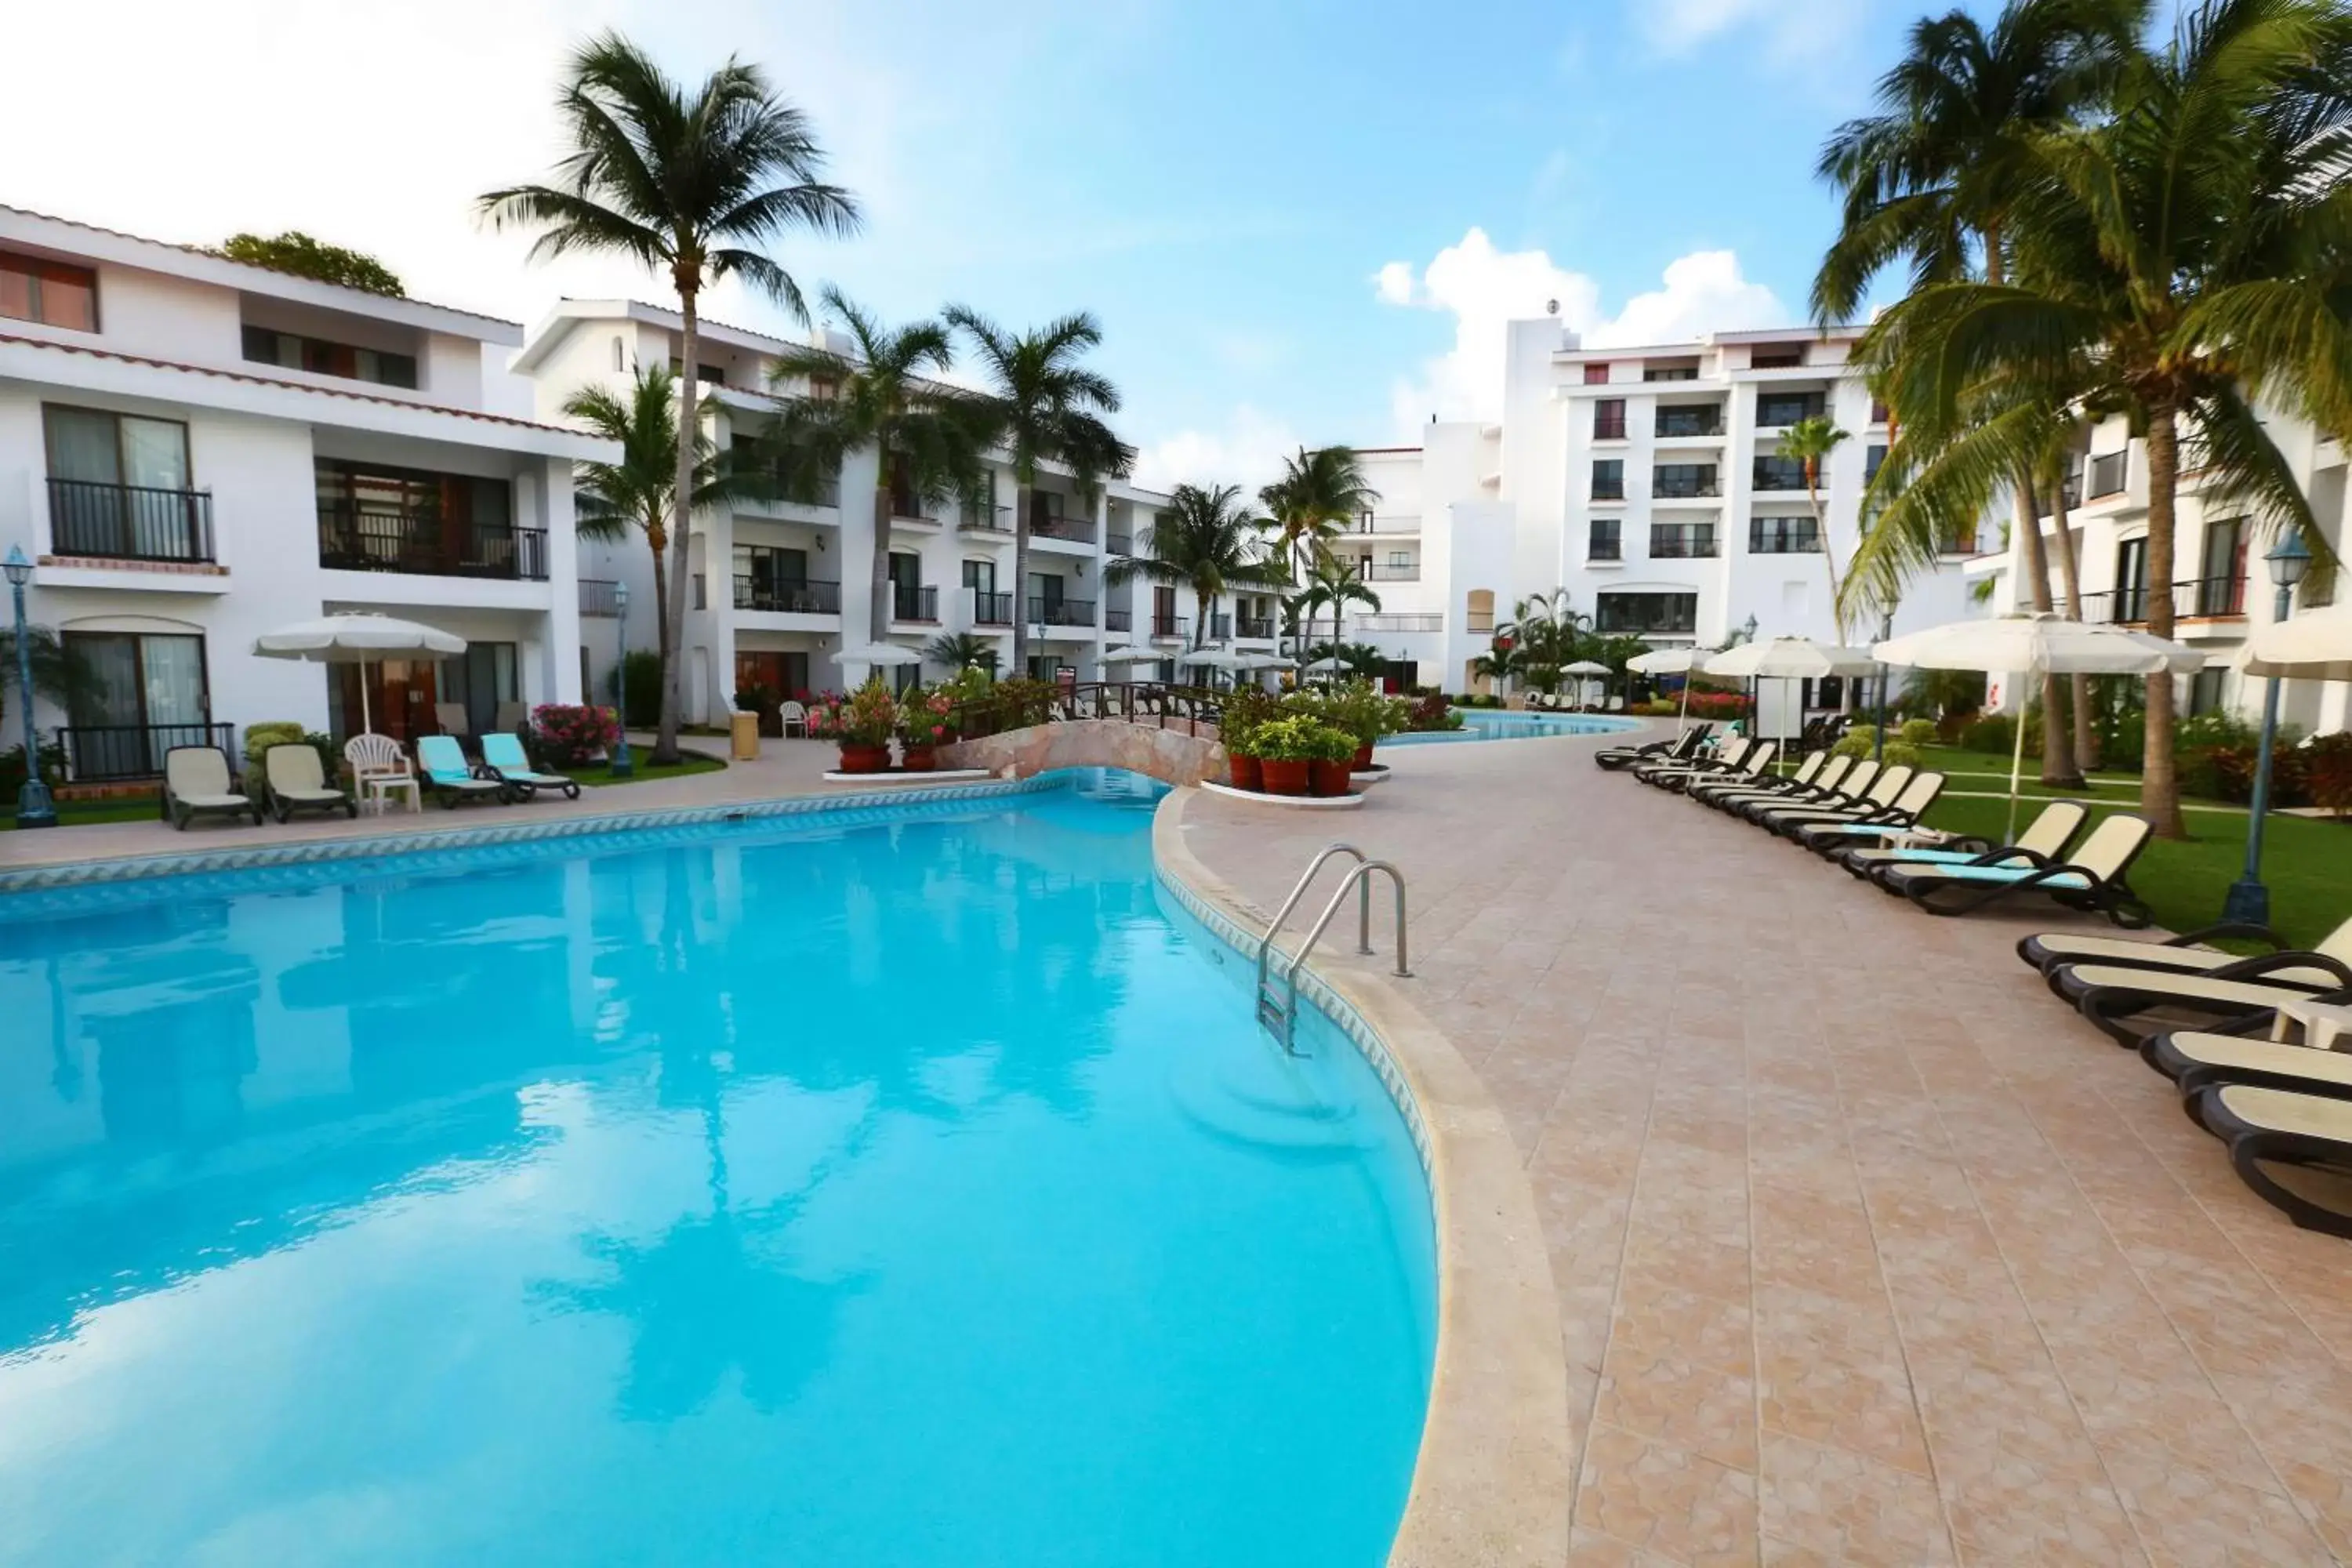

[1560,657,1614,710]
[1874,612,2204,837]
[1234,651,1292,670]
[1628,644,1722,733]
[1704,638,1879,765]
[1098,644,1162,664]
[1304,655,1348,674]
[252,612,466,737]
[829,642,926,669]
[1182,648,1246,670]
[2241,608,2352,683]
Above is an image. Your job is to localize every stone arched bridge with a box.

[941,718,1229,787]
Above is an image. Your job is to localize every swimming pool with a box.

[0,771,1434,1566]
[1382,708,1643,746]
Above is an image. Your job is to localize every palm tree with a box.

[1847,0,2352,837]
[923,631,1000,677]
[764,290,995,645]
[481,32,859,763]
[1816,0,2145,785]
[1105,483,1287,652]
[1778,416,1853,626]
[1468,639,1528,698]
[0,626,89,729]
[565,365,768,708]
[1258,447,1378,587]
[944,307,1133,673]
[1297,558,1382,659]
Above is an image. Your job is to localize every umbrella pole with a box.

[2007,682,2027,843]
[1677,674,1691,735]
[360,662,374,738]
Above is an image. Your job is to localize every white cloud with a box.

[1635,0,1874,65]
[1372,228,1786,434]
[1131,405,1301,495]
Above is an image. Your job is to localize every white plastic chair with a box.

[777,700,808,738]
[345,732,419,815]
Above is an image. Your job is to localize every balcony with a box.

[2088,451,2128,499]
[1588,538,1622,562]
[1149,615,1191,641]
[1106,532,1134,555]
[1755,393,1828,428]
[1751,457,1809,492]
[1236,615,1276,639]
[1649,526,1720,559]
[1353,612,1443,633]
[1029,597,1096,628]
[318,507,549,581]
[1351,514,1422,535]
[56,721,234,783]
[1651,469,1720,499]
[1653,410,1724,439]
[960,508,1014,535]
[737,577,841,615]
[2080,575,2247,626]
[891,584,940,622]
[1592,479,1627,502]
[1105,607,1133,633]
[1029,514,1096,545]
[47,478,216,564]
[1353,561,1421,582]
[1207,614,1233,641]
[579,579,621,617]
[973,590,1014,626]
[1593,414,1628,441]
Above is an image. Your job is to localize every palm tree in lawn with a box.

[481,32,859,764]
[1105,483,1288,652]
[1259,446,1378,591]
[1298,557,1382,662]
[1777,416,1853,626]
[1848,0,2352,837]
[944,307,1132,675]
[764,289,996,647]
[565,365,770,715]
[1815,0,2145,785]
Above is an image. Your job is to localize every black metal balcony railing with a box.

[960,508,1013,534]
[579,579,621,617]
[1029,513,1095,544]
[57,721,234,782]
[318,506,549,581]
[1593,415,1628,441]
[2080,575,2247,625]
[736,576,841,615]
[1149,615,1191,640]
[1208,614,1233,641]
[1653,411,1723,438]
[1595,597,1699,636]
[47,478,216,564]
[1650,527,1720,559]
[892,584,940,622]
[1353,561,1421,581]
[1028,597,1096,627]
[1104,608,1133,633]
[1752,459,1809,492]
[973,591,1014,626]
[1756,394,1827,427]
[1652,470,1720,499]
[1105,532,1134,555]
[2089,451,2129,499]
[1592,479,1626,501]
[1236,616,1275,639]
[1588,538,1622,561]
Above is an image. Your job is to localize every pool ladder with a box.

[1254,842,1410,1054]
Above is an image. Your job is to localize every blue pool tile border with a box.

[0,775,1064,897]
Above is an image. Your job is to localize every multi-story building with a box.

[517,299,1276,717]
[1971,408,2351,735]
[0,205,610,783]
[1334,321,1977,695]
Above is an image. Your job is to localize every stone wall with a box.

[941,720,1228,787]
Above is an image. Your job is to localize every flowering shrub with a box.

[897,685,960,749]
[531,704,619,767]
[1403,691,1465,732]
[2306,733,2352,819]
[808,679,898,747]
[1682,690,1753,720]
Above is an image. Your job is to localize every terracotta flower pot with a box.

[1259,757,1310,796]
[1229,753,1263,791]
[899,746,937,773]
[1352,742,1375,771]
[837,743,890,775]
[1310,757,1353,797]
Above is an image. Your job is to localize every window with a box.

[2089,450,2128,498]
[2190,666,2228,716]
[1466,589,1495,633]
[1654,405,1721,437]
[1588,518,1621,561]
[435,643,520,738]
[1749,516,1820,554]
[43,405,208,561]
[1593,398,1626,440]
[1387,550,1410,568]
[0,250,97,331]
[46,405,190,490]
[314,460,529,578]
[611,336,626,372]
[2198,517,2247,615]
[1652,463,1717,499]
[1865,444,1887,484]
[1595,590,1698,635]
[1756,390,1826,426]
[2114,536,2151,622]
[1583,362,1611,386]
[1650,522,1718,557]
[667,359,728,387]
[1591,459,1624,501]
[1643,363,1698,382]
[242,325,418,388]
[60,630,209,779]
[1751,347,1802,369]
[1752,454,1809,491]
[1869,398,1889,425]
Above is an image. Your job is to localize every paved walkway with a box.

[1180,731,2352,1566]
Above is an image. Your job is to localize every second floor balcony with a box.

[1651,467,1720,499]
[1029,596,1096,628]
[47,478,216,564]
[579,579,621,617]
[1029,513,1096,545]
[1104,607,1133,633]
[1236,615,1276,639]
[1653,408,1724,438]
[973,590,1014,626]
[1352,561,1421,582]
[318,506,548,581]
[892,583,940,622]
[736,576,841,615]
[1149,614,1191,641]
[2081,575,2248,626]
[1649,524,1719,559]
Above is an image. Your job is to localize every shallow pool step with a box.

[1166,1053,1370,1164]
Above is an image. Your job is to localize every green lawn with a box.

[2,797,165,831]
[561,749,727,787]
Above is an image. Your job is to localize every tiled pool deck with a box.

[1180,729,2352,1567]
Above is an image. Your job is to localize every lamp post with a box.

[609,579,635,779]
[5,545,59,829]
[2220,533,2310,926]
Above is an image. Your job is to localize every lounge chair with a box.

[1693,750,1842,810]
[263,742,356,822]
[481,731,583,801]
[1736,758,1882,825]
[163,746,263,829]
[1632,735,1745,785]
[2018,913,2352,984]
[1751,764,1911,836]
[2147,1021,2352,1102]
[2054,954,2352,1046]
[1643,739,1774,793]
[1596,724,1710,772]
[1837,799,2087,879]
[1871,813,2154,925]
[416,735,514,808]
[434,702,471,740]
[1788,771,1948,850]
[2183,1083,2352,1238]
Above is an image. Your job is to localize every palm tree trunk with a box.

[2012,465,2080,788]
[657,283,697,768]
[1011,477,1032,677]
[1807,475,1842,635]
[870,452,893,648]
[2045,476,2099,771]
[647,521,670,726]
[2140,405,2187,840]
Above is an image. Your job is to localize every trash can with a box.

[729,710,760,761]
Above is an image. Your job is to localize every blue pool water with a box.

[0,772,1435,1566]
[1383,708,1642,746]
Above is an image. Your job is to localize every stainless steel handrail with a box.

[1254,843,1410,1054]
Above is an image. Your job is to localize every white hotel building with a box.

[1334,320,1976,695]
[1970,409,2352,735]
[517,300,1283,720]
[0,205,610,784]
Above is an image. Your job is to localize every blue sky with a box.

[4,0,1936,488]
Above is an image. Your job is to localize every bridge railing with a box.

[948,680,1226,741]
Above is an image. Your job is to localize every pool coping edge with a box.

[1150,787,1573,1567]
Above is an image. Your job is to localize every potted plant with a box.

[1314,680,1404,770]
[1250,715,1354,797]
[897,684,958,771]
[810,679,898,772]
[1221,687,1279,791]
[1303,719,1359,797]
